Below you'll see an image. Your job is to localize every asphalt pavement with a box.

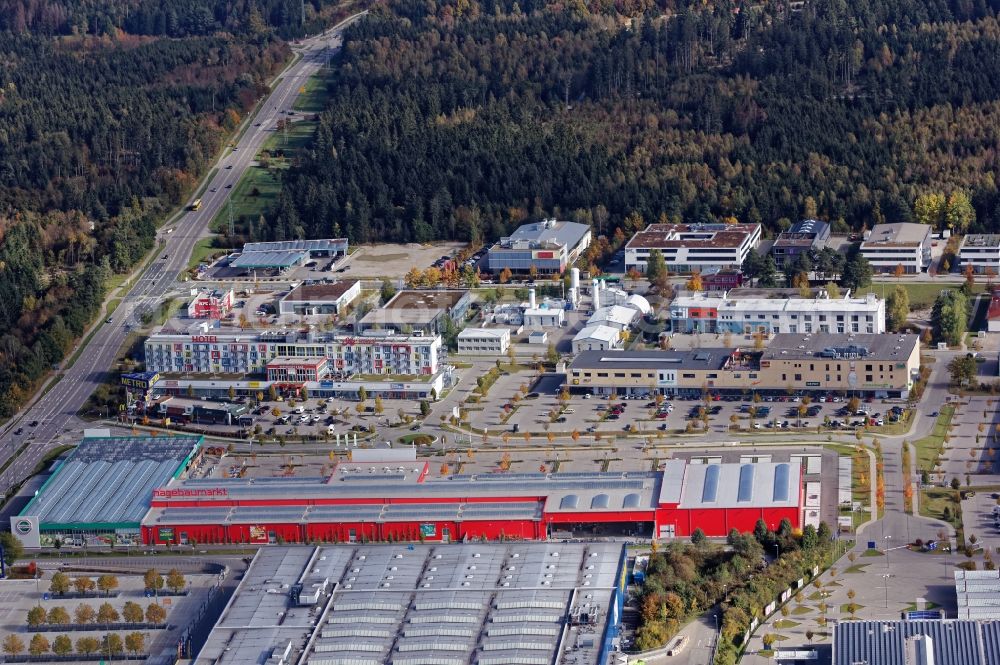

[0,13,366,498]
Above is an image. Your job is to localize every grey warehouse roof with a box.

[230,250,307,269]
[570,349,732,372]
[21,435,201,528]
[242,238,348,253]
[494,220,590,251]
[674,461,800,509]
[195,542,624,665]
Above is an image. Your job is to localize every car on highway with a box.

[226,184,233,189]
[211,187,217,192]
[226,165,233,169]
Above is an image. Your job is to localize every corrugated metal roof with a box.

[230,250,307,268]
[242,238,348,253]
[21,436,199,528]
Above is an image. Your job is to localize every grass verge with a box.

[864,282,986,309]
[919,487,964,546]
[914,405,956,473]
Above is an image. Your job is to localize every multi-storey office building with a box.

[668,292,885,334]
[567,333,919,398]
[624,223,761,273]
[958,234,1000,275]
[859,223,932,273]
[144,326,441,378]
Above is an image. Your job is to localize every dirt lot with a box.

[338,242,467,279]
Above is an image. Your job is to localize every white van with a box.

[327,424,336,434]
[295,406,305,414]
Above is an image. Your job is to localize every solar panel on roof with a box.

[701,465,720,503]
[773,463,790,502]
[737,464,754,503]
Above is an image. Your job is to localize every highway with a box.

[0,13,365,497]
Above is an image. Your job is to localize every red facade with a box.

[141,483,803,546]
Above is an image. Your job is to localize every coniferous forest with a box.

[0,1,354,417]
[256,0,1000,251]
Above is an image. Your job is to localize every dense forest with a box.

[0,2,351,418]
[0,0,352,38]
[250,0,1000,253]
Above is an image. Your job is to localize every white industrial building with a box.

[456,328,511,355]
[668,292,886,334]
[860,223,932,273]
[624,223,762,273]
[524,307,565,328]
[572,324,622,353]
[588,305,640,331]
[278,280,361,316]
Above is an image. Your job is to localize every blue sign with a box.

[42,593,49,601]
[906,610,943,620]
[868,541,876,549]
[928,542,937,550]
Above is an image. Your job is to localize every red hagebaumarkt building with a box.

[140,458,803,546]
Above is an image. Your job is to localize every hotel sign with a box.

[191,335,218,343]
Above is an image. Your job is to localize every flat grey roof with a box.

[861,223,930,247]
[961,234,1000,250]
[282,281,359,302]
[834,620,988,665]
[21,435,201,528]
[675,461,800,509]
[492,220,590,251]
[231,250,307,268]
[762,333,918,362]
[359,290,468,327]
[243,239,348,253]
[195,542,624,665]
[570,349,732,372]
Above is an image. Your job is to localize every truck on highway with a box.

[190,198,202,211]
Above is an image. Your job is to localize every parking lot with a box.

[961,490,1000,554]
[466,387,910,439]
[227,394,426,442]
